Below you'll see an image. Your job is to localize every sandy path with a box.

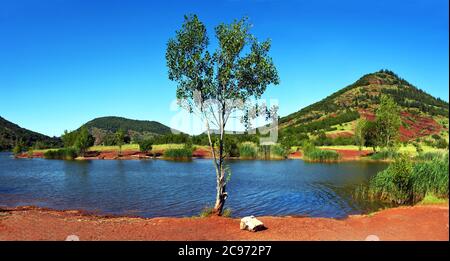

[0,205,447,241]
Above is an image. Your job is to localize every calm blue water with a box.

[0,152,387,218]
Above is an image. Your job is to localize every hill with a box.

[0,116,62,151]
[80,116,175,145]
[279,70,449,145]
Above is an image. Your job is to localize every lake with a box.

[0,152,388,218]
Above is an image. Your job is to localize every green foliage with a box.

[138,139,153,152]
[74,127,95,157]
[354,119,366,150]
[282,110,360,135]
[375,95,401,148]
[270,143,288,158]
[115,129,126,155]
[199,206,215,218]
[222,208,232,217]
[411,156,449,201]
[302,140,340,162]
[12,140,25,156]
[44,148,78,160]
[238,142,258,159]
[83,116,172,135]
[27,148,33,158]
[0,116,62,151]
[61,129,78,147]
[223,135,240,157]
[415,152,447,161]
[366,154,449,204]
[370,149,399,160]
[163,148,193,160]
[434,138,448,149]
[412,142,423,153]
[367,155,413,204]
[304,149,340,162]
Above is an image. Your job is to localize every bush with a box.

[370,149,399,160]
[163,148,193,160]
[270,144,288,159]
[366,154,448,205]
[304,149,340,162]
[435,139,448,149]
[44,148,78,160]
[415,152,446,161]
[367,155,413,204]
[238,142,258,159]
[138,139,153,152]
[302,140,340,162]
[411,156,449,201]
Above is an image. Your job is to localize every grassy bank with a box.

[358,153,449,205]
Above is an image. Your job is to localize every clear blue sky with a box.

[0,0,448,136]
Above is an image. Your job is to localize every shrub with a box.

[366,154,448,205]
[163,148,193,160]
[435,139,448,149]
[138,139,153,152]
[370,149,399,160]
[199,206,214,217]
[411,156,449,201]
[415,152,446,161]
[304,149,340,162]
[270,144,288,159]
[238,142,258,159]
[44,148,78,160]
[367,155,413,204]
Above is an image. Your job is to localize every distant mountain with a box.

[279,70,449,142]
[80,116,176,145]
[0,116,62,151]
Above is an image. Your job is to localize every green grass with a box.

[370,150,399,160]
[326,120,356,134]
[269,144,288,159]
[318,145,374,151]
[304,149,340,162]
[238,142,258,159]
[88,144,139,151]
[163,147,193,160]
[43,148,78,160]
[419,193,448,205]
[198,206,231,217]
[364,154,449,205]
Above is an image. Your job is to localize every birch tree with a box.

[166,15,279,215]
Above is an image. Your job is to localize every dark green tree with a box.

[115,129,126,156]
[74,126,94,157]
[166,15,279,215]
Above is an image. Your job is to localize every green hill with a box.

[279,70,449,145]
[0,116,62,151]
[80,116,175,145]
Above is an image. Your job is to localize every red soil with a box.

[359,109,442,141]
[0,205,447,241]
[288,151,302,159]
[192,148,212,158]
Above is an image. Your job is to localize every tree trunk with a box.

[213,102,227,216]
[213,174,227,215]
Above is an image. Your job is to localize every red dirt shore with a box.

[0,205,447,241]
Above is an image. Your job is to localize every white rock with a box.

[65,235,80,241]
[240,216,265,232]
[365,235,380,241]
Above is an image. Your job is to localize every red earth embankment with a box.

[0,205,447,241]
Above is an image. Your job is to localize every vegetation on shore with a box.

[357,153,448,205]
[302,141,340,162]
